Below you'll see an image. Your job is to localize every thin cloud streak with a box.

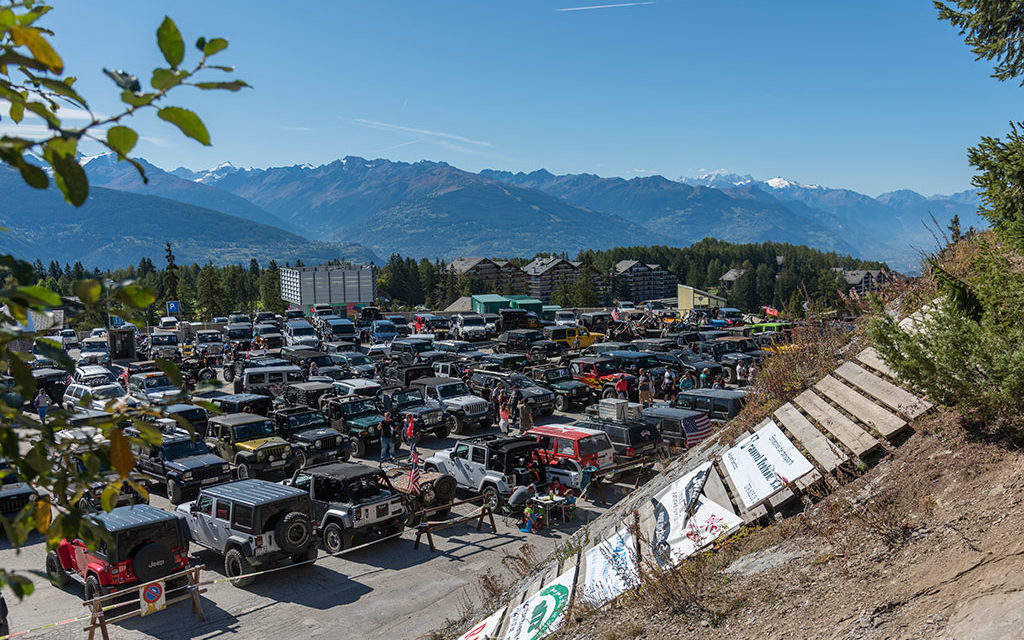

[556,1,655,11]
[349,118,492,147]
[372,138,425,154]
[281,125,313,132]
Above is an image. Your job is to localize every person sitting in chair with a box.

[563,489,577,520]
[520,504,543,533]
[508,483,535,516]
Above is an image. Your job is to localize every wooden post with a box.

[87,597,109,640]
[190,567,205,621]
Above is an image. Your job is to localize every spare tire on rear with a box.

[275,511,312,554]
[433,474,457,503]
[131,543,175,582]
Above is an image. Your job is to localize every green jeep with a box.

[205,413,301,479]
[529,364,593,412]
[322,395,387,459]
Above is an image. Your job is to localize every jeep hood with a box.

[348,415,382,429]
[293,427,339,442]
[235,437,289,451]
[550,380,585,392]
[165,454,227,472]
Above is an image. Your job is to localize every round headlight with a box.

[315,440,323,449]
[28,493,38,502]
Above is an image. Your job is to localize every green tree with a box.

[260,260,285,314]
[196,262,224,319]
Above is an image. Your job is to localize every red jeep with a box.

[46,504,190,600]
[568,357,637,401]
[525,424,617,474]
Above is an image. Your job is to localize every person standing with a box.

[679,371,694,391]
[699,368,710,389]
[637,369,652,406]
[378,411,397,465]
[747,363,758,386]
[736,362,748,387]
[510,385,523,422]
[518,396,533,433]
[33,389,51,425]
[614,375,629,400]
[661,369,674,399]
[489,382,502,421]
[499,402,511,434]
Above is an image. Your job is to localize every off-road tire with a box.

[381,523,403,538]
[433,422,451,439]
[322,522,352,554]
[168,480,184,505]
[275,511,313,554]
[293,450,307,470]
[235,459,251,480]
[450,414,465,435]
[198,367,216,382]
[132,542,175,582]
[46,551,68,588]
[225,548,255,587]
[481,485,501,510]
[542,407,555,417]
[479,417,492,429]
[725,366,737,384]
[554,395,569,412]
[291,547,318,565]
[602,386,616,399]
[351,437,366,459]
[84,575,106,601]
[223,366,235,383]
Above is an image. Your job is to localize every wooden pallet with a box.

[774,402,848,473]
[834,361,932,419]
[857,347,897,379]
[794,390,881,458]
[814,375,908,439]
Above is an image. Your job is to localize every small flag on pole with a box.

[407,448,421,495]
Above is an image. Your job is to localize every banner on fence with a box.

[504,567,577,640]
[722,419,814,510]
[582,528,638,608]
[459,607,506,640]
[650,461,742,565]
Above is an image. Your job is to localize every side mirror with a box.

[189,502,197,513]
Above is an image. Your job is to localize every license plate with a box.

[376,504,388,518]
[271,460,286,467]
[202,477,220,485]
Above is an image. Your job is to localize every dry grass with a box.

[501,543,543,580]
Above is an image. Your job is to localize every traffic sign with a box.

[139,580,166,616]
[166,300,180,315]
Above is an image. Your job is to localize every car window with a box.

[293,473,312,492]
[196,494,213,515]
[556,438,575,456]
[578,435,611,457]
[232,504,253,529]
[215,500,231,521]
[471,447,486,465]
[453,443,469,459]
[536,435,553,451]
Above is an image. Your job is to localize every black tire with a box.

[351,437,366,459]
[294,450,307,470]
[232,379,243,394]
[542,407,555,417]
[225,548,255,587]
[322,522,351,554]
[554,395,569,412]
[223,366,235,383]
[46,551,68,588]
[381,523,403,538]
[291,547,318,564]
[275,511,313,554]
[132,542,175,582]
[479,418,492,429]
[481,485,501,510]
[235,460,251,479]
[602,386,616,399]
[168,480,184,505]
[450,414,465,435]
[725,367,737,384]
[198,367,216,382]
[494,344,506,354]
[84,574,106,601]
[434,422,451,439]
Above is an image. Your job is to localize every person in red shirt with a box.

[614,375,629,400]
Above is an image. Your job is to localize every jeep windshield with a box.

[391,389,425,408]
[108,520,182,563]
[338,400,377,416]
[449,342,478,353]
[287,411,328,430]
[330,324,355,336]
[594,361,618,375]
[231,420,276,440]
[461,316,485,326]
[337,353,371,366]
[678,351,705,364]
[374,322,397,332]
[291,327,315,337]
[427,318,448,329]
[542,368,572,382]
[144,375,175,389]
[196,333,221,343]
[712,342,738,355]
[508,375,539,388]
[437,383,472,398]
[303,354,334,367]
[81,341,108,353]
[227,327,253,340]
[630,355,661,369]
[151,334,177,346]
[163,438,209,460]
[519,330,543,342]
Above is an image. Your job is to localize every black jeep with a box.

[381,364,435,389]
[493,329,562,359]
[127,424,232,504]
[269,406,352,466]
[377,387,450,441]
[196,391,273,416]
[321,395,386,458]
[279,381,334,409]
[528,365,593,412]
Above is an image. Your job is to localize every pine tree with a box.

[196,263,224,320]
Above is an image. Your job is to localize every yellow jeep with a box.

[543,326,603,351]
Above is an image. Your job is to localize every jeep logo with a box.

[148,559,165,569]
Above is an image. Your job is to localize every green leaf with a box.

[150,67,185,91]
[100,483,120,512]
[11,284,60,306]
[44,136,76,158]
[207,65,235,72]
[8,355,35,399]
[108,430,134,480]
[4,573,35,599]
[10,25,63,73]
[105,126,137,158]
[9,101,23,123]
[23,101,60,128]
[203,38,228,56]
[32,77,88,108]
[195,37,207,52]
[156,16,184,68]
[113,282,156,308]
[155,357,183,389]
[18,161,47,189]
[194,80,250,92]
[124,157,149,184]
[120,90,157,107]
[74,278,102,304]
[33,497,51,534]
[48,152,88,206]
[157,106,210,146]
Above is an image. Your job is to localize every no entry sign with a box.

[139,580,166,616]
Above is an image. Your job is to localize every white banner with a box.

[722,420,814,510]
[504,567,577,640]
[582,528,638,608]
[459,607,506,640]
[650,461,742,566]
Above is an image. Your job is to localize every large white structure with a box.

[279,264,377,309]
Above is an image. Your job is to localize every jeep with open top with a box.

[424,435,548,509]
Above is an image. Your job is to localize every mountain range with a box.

[0,155,984,271]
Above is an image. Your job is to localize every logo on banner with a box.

[525,582,569,638]
[139,581,166,616]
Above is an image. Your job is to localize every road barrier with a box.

[84,566,205,640]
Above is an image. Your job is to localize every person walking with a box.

[518,396,533,433]
[614,375,629,400]
[510,385,523,422]
[699,368,710,389]
[499,402,511,434]
[747,363,758,386]
[679,371,694,391]
[489,382,502,421]
[378,411,397,465]
[637,369,652,407]
[661,369,674,400]
[33,389,51,425]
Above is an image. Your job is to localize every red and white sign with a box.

[458,607,505,640]
[139,580,166,616]
[766,307,779,317]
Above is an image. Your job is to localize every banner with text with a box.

[504,567,577,640]
[582,528,638,608]
[722,420,814,510]
[459,607,506,640]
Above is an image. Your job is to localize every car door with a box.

[190,493,218,547]
[212,499,233,548]
[449,443,472,485]
[469,446,487,486]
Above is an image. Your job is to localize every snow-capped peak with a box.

[765,177,798,189]
[213,161,235,170]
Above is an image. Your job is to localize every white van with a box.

[158,316,179,330]
[242,365,304,397]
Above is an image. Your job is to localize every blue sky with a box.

[31,1,1024,196]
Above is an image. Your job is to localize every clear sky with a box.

[30,0,1024,196]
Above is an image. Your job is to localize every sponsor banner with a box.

[650,461,742,565]
[722,420,814,510]
[504,567,577,640]
[582,528,638,608]
[459,607,506,640]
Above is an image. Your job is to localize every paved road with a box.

[1,402,639,640]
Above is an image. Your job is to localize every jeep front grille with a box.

[0,493,31,515]
[262,446,288,460]
[465,401,487,415]
[190,466,223,481]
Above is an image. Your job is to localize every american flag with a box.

[407,448,421,495]
[683,414,714,447]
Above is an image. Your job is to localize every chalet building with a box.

[522,256,581,303]
[718,268,746,293]
[448,257,526,294]
[614,260,678,302]
[842,269,889,295]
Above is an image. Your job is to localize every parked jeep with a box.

[694,341,754,384]
[0,460,38,519]
[424,435,548,509]
[493,329,562,359]
[409,377,491,434]
[283,462,407,553]
[146,331,179,359]
[452,313,488,341]
[55,427,148,512]
[126,424,232,504]
[179,479,317,586]
[279,381,334,409]
[329,351,376,378]
[569,356,637,400]
[127,371,184,405]
[204,413,300,479]
[381,364,435,389]
[197,391,273,416]
[46,504,190,600]
[377,386,450,440]
[527,365,593,412]
[321,395,386,458]
[269,406,352,466]
[193,329,226,358]
[467,370,556,417]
